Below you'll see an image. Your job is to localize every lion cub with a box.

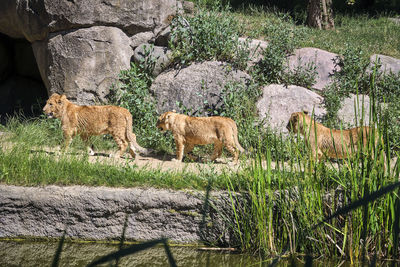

[43,93,150,158]
[156,111,244,164]
[287,111,382,160]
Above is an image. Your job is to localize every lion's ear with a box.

[58,95,67,104]
[172,109,176,113]
[302,110,309,115]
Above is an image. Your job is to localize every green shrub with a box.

[322,45,400,151]
[253,16,315,87]
[169,5,250,69]
[111,59,174,153]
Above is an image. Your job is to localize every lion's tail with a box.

[125,115,152,156]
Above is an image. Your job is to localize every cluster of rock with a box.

[0,0,399,133]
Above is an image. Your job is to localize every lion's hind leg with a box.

[210,141,223,162]
[225,144,239,165]
[112,134,128,158]
[183,143,197,161]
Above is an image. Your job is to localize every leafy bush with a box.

[111,59,174,153]
[169,5,250,69]
[253,15,316,87]
[322,45,400,150]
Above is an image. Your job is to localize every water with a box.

[0,240,257,267]
[0,240,395,267]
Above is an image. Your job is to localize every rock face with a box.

[0,185,232,244]
[150,61,251,115]
[337,94,371,127]
[287,47,339,91]
[0,0,180,105]
[257,84,326,133]
[33,26,133,104]
[0,0,178,42]
[370,54,400,74]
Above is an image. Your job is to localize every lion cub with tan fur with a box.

[287,111,382,160]
[43,93,150,158]
[156,111,244,164]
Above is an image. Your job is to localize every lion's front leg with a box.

[173,135,184,162]
[62,129,74,153]
[80,133,95,156]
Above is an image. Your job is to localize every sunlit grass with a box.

[232,7,400,58]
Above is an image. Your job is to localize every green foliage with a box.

[169,5,250,69]
[253,15,316,87]
[322,45,400,151]
[225,113,396,260]
[111,57,174,153]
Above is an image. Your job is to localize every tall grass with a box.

[224,89,400,262]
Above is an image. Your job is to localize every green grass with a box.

[232,7,400,58]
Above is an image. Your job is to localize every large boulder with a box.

[287,47,339,91]
[32,26,132,104]
[257,84,326,133]
[0,0,178,42]
[370,54,400,75]
[150,61,251,115]
[337,94,372,127]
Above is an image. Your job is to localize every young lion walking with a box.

[286,111,383,161]
[43,93,150,158]
[156,111,244,164]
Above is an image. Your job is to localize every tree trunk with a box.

[307,0,334,30]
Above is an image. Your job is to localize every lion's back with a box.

[70,105,131,135]
[180,116,236,144]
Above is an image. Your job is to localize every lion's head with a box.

[43,93,68,119]
[286,111,309,133]
[156,111,176,132]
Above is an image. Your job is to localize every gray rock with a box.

[130,32,155,50]
[0,185,232,244]
[133,44,173,77]
[337,94,371,127]
[32,26,132,105]
[257,84,326,133]
[370,54,400,75]
[0,0,179,42]
[287,47,339,91]
[150,61,251,115]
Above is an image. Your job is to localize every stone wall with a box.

[0,185,233,244]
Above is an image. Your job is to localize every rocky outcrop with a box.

[32,26,133,104]
[0,0,182,105]
[0,185,232,244]
[287,47,339,91]
[150,61,251,115]
[257,84,326,133]
[0,0,178,42]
